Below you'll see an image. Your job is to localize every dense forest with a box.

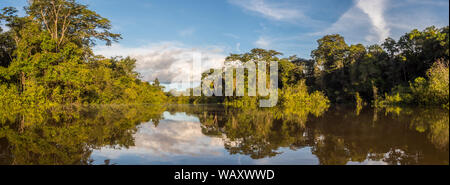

[0,0,166,106]
[1,0,449,109]
[176,27,449,109]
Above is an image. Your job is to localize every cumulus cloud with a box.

[94,42,226,87]
[255,36,271,48]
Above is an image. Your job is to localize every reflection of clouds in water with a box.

[93,117,224,160]
[347,160,388,165]
[162,112,200,123]
[134,120,224,157]
[252,147,319,165]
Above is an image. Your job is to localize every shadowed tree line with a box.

[310,28,448,108]
[171,26,448,109]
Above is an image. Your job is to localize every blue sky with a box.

[1,0,449,86]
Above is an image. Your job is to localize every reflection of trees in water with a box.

[0,105,165,165]
[180,105,448,165]
[308,107,448,165]
[167,105,314,159]
[0,105,447,165]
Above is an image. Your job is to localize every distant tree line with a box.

[174,26,448,109]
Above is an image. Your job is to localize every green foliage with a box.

[187,48,330,110]
[0,1,166,107]
[355,92,363,115]
[0,84,20,106]
[280,80,330,116]
[309,26,449,105]
[1,0,448,111]
[180,26,448,110]
[26,0,121,48]
[224,95,259,109]
[427,61,449,106]
[377,60,449,108]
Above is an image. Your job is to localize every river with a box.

[0,105,448,165]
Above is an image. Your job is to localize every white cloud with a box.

[93,115,226,160]
[94,42,226,86]
[315,0,389,44]
[228,0,306,22]
[356,0,390,42]
[255,36,271,48]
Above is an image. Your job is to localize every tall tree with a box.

[312,34,349,102]
[26,0,121,51]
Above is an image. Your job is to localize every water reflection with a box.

[0,105,448,165]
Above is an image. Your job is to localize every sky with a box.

[1,0,449,89]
